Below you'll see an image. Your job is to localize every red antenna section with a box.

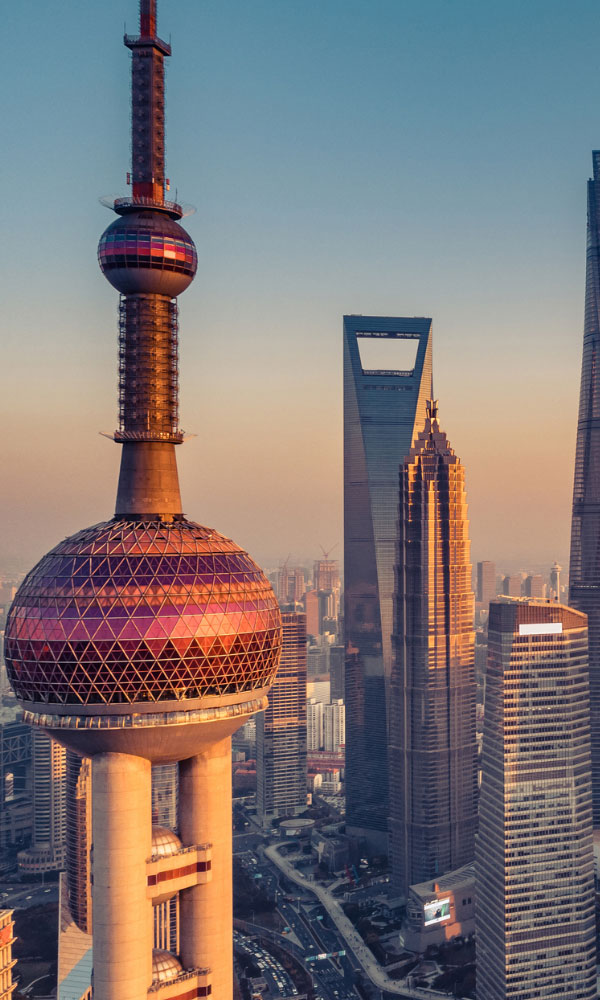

[140,0,157,37]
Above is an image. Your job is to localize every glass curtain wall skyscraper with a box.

[256,611,307,826]
[570,149,600,825]
[344,315,432,848]
[389,402,477,896]
[477,599,596,999]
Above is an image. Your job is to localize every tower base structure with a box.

[25,695,267,1000]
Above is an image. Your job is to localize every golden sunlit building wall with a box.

[389,401,477,896]
[0,911,16,1000]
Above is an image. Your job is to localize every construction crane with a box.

[318,542,338,560]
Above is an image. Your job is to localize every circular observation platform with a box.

[4,518,281,761]
[98,211,197,296]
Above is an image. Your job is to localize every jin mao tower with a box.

[389,402,477,895]
[4,4,282,1000]
[570,149,600,824]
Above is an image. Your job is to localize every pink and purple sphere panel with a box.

[98,227,197,277]
[5,519,281,707]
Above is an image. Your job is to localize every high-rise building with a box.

[344,314,432,849]
[0,722,31,855]
[305,589,320,637]
[476,560,496,606]
[313,559,340,594]
[293,567,306,603]
[3,5,281,1000]
[307,698,324,751]
[524,573,544,598]
[257,612,307,826]
[277,564,305,605]
[18,732,66,875]
[0,910,16,1000]
[65,752,92,935]
[550,560,562,600]
[329,644,345,701]
[324,699,345,753]
[389,402,477,895]
[570,149,600,825]
[477,599,596,1000]
[502,574,522,597]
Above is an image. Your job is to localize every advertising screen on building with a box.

[423,898,451,926]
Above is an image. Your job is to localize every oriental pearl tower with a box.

[4,3,282,1000]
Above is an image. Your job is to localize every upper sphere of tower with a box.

[98,211,197,297]
[4,518,281,709]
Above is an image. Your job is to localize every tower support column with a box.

[91,753,153,1000]
[179,738,233,998]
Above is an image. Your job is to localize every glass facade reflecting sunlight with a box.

[343,315,432,848]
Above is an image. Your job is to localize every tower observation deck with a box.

[4,3,282,999]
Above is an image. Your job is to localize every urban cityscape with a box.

[2,2,600,1000]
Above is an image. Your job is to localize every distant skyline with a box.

[3,0,600,573]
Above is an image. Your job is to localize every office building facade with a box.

[570,150,600,824]
[257,612,307,825]
[324,699,345,753]
[307,699,324,751]
[344,315,432,848]
[313,559,340,594]
[524,574,545,598]
[477,599,596,999]
[0,722,32,855]
[476,561,496,606]
[329,645,345,701]
[389,402,477,895]
[18,732,66,875]
[503,574,522,597]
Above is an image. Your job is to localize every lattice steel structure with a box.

[570,149,600,826]
[4,3,281,999]
[389,402,477,896]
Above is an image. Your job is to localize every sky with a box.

[2,0,600,576]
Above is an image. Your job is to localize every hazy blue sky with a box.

[3,0,600,574]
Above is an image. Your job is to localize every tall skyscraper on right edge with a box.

[477,599,596,1000]
[344,315,432,850]
[570,150,600,824]
[389,402,477,896]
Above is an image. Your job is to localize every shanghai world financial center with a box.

[343,315,432,850]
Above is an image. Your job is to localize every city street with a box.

[264,844,450,1000]
[0,882,58,910]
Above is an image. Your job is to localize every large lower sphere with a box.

[4,518,281,709]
